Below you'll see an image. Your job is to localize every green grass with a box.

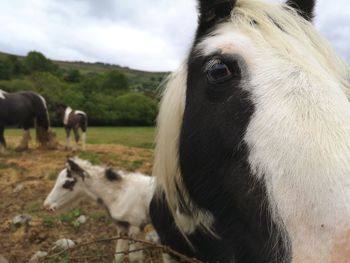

[4,127,155,149]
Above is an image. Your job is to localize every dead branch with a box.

[46,235,204,263]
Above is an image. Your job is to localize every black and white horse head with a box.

[56,103,87,151]
[0,90,57,152]
[151,0,350,262]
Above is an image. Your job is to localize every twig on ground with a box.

[46,235,204,263]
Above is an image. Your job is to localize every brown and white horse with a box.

[150,0,350,262]
[57,104,87,151]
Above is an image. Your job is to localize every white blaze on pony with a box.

[150,0,350,262]
[44,157,155,263]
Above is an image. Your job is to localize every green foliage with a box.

[113,93,158,125]
[23,51,57,73]
[59,208,83,231]
[101,70,129,94]
[0,59,13,80]
[0,50,163,126]
[64,69,81,83]
[43,215,56,228]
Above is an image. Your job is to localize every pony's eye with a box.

[206,59,232,84]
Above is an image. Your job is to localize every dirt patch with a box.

[0,143,157,262]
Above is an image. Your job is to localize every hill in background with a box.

[0,51,169,126]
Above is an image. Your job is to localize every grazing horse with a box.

[150,0,350,262]
[56,104,87,151]
[0,90,57,152]
[44,157,155,263]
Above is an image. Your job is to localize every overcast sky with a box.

[0,0,349,72]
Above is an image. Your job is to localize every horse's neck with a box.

[81,175,122,207]
[63,107,73,125]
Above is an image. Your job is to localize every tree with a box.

[113,93,158,125]
[8,55,24,75]
[101,70,129,94]
[23,51,57,73]
[65,69,81,83]
[0,59,13,80]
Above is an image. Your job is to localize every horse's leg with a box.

[115,223,130,263]
[15,129,31,152]
[81,130,86,151]
[0,126,6,153]
[81,116,87,151]
[65,127,71,150]
[128,226,143,263]
[73,126,80,151]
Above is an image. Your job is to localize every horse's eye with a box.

[206,59,232,84]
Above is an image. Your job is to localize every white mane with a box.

[63,107,73,125]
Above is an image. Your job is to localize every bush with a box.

[113,93,158,126]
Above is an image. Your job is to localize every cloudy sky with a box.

[0,0,349,72]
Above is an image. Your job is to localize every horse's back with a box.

[0,91,35,126]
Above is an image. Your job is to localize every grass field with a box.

[5,126,156,149]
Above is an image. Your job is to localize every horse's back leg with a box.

[80,117,87,151]
[15,129,31,152]
[65,127,71,150]
[73,126,80,151]
[0,126,6,153]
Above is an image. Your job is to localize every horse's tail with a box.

[76,111,88,132]
[27,92,57,149]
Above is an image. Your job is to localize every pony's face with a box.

[44,159,88,211]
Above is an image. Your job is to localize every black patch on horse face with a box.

[66,169,72,178]
[105,168,121,181]
[67,159,86,180]
[286,0,315,21]
[62,178,77,191]
[170,46,290,262]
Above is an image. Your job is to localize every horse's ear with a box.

[286,0,315,21]
[105,168,122,181]
[67,158,87,180]
[197,0,237,31]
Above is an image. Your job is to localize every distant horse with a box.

[44,157,155,263]
[0,90,57,152]
[150,0,350,263]
[56,104,87,151]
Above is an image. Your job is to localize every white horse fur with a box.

[153,0,350,262]
[44,157,155,263]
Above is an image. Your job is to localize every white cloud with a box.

[0,0,348,71]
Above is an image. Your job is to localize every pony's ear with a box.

[286,0,315,21]
[67,158,87,180]
[197,0,237,31]
[105,168,122,181]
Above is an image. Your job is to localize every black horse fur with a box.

[150,0,317,262]
[0,90,57,152]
